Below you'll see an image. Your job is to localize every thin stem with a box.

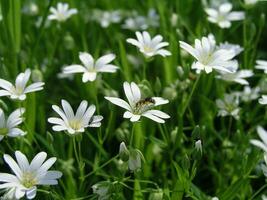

[227,116,233,139]
[130,123,136,147]
[84,155,119,179]
[181,74,201,116]
[249,184,267,200]
[72,137,80,164]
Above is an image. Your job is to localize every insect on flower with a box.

[105,82,170,123]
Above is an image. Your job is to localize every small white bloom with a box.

[63,52,118,82]
[0,151,62,199]
[216,66,253,85]
[0,69,44,101]
[48,2,77,22]
[105,82,170,123]
[216,93,240,120]
[262,194,267,200]
[180,35,237,74]
[195,140,202,154]
[256,60,267,73]
[93,10,121,28]
[127,31,171,58]
[218,42,243,57]
[205,3,245,28]
[259,95,267,105]
[0,108,26,142]
[236,86,260,102]
[250,126,267,153]
[48,100,103,135]
[122,9,159,31]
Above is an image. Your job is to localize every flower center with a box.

[69,119,82,131]
[133,98,155,114]
[143,45,154,53]
[11,86,24,96]
[0,128,8,136]
[21,172,37,188]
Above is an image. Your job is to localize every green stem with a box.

[181,74,201,116]
[130,123,135,147]
[249,184,267,200]
[84,155,119,179]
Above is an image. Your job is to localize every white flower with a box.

[216,68,253,85]
[250,126,267,153]
[216,93,240,120]
[92,10,121,28]
[126,31,171,58]
[105,82,170,123]
[0,108,26,141]
[48,2,77,22]
[205,3,245,28]
[0,151,62,199]
[236,86,260,102]
[262,194,267,200]
[122,9,159,31]
[63,52,118,82]
[180,35,237,73]
[244,0,258,5]
[48,100,103,135]
[259,95,267,105]
[218,42,243,57]
[256,60,267,73]
[0,69,44,101]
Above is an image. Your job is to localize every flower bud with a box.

[149,189,163,200]
[31,69,43,82]
[119,142,129,162]
[128,149,142,171]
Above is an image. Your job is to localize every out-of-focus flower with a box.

[127,31,171,58]
[92,181,111,200]
[216,93,240,119]
[0,151,62,199]
[92,10,121,28]
[63,52,118,82]
[57,66,74,80]
[218,42,243,57]
[0,69,45,101]
[0,108,26,142]
[122,9,159,31]
[235,86,260,102]
[244,0,258,6]
[180,35,237,73]
[48,2,77,22]
[256,60,267,73]
[262,194,267,200]
[105,82,170,123]
[250,126,267,153]
[259,95,267,105]
[216,66,253,85]
[48,100,103,135]
[22,2,39,16]
[205,3,245,28]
